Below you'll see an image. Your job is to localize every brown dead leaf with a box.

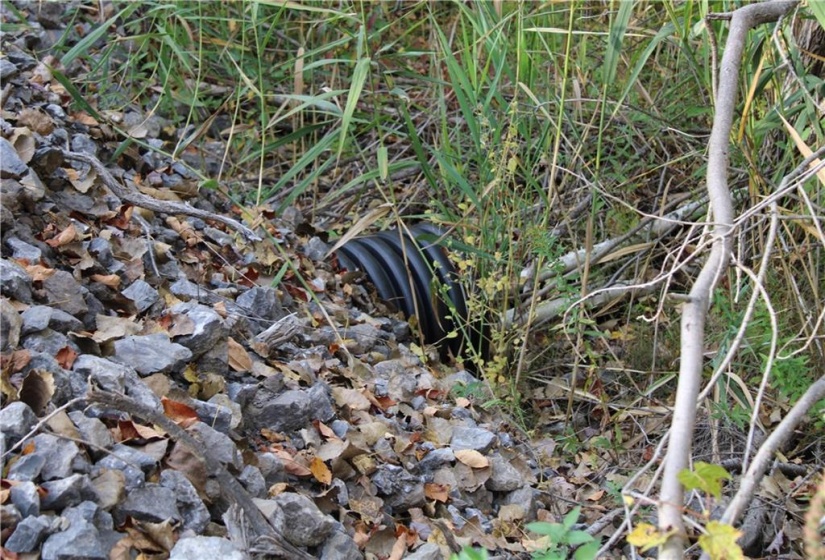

[164,442,207,493]
[331,387,372,411]
[90,273,121,288]
[272,448,312,477]
[268,482,289,497]
[23,263,55,282]
[314,420,340,441]
[424,482,450,503]
[161,397,199,428]
[18,369,55,416]
[92,314,142,343]
[310,456,332,485]
[10,127,35,163]
[17,108,55,136]
[55,345,78,369]
[43,224,78,249]
[455,449,489,469]
[388,534,407,560]
[227,337,252,372]
[117,420,163,443]
[213,301,228,318]
[64,166,97,193]
[45,409,81,440]
[71,111,100,126]
[166,216,201,246]
[134,519,177,552]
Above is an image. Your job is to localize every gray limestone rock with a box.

[10,480,40,517]
[42,270,88,317]
[22,327,73,356]
[170,536,245,560]
[96,444,160,490]
[0,58,18,80]
[7,452,45,481]
[168,301,225,358]
[256,452,286,486]
[238,464,267,498]
[40,474,98,511]
[68,411,114,458]
[0,401,36,444]
[4,514,51,553]
[189,398,234,433]
[485,454,524,492]
[5,236,42,262]
[112,333,192,375]
[21,305,83,335]
[246,388,311,433]
[159,470,210,533]
[121,279,159,314]
[0,137,29,179]
[235,286,285,332]
[372,465,426,512]
[274,492,334,547]
[417,448,456,473]
[0,259,33,303]
[451,426,497,453]
[30,433,88,480]
[501,486,539,521]
[114,483,180,524]
[41,517,106,560]
[0,298,23,352]
[187,421,242,469]
[73,355,162,413]
[404,543,443,560]
[319,529,364,560]
[308,382,336,423]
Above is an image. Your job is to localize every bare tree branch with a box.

[657,2,799,558]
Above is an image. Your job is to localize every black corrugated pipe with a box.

[336,224,486,363]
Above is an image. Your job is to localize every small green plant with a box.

[450,547,489,560]
[526,506,600,560]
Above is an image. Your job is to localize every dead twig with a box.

[62,150,262,243]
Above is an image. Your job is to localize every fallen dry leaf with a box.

[424,482,450,503]
[310,456,332,485]
[455,449,489,468]
[161,397,199,428]
[227,337,252,372]
[331,387,372,411]
[92,314,142,343]
[90,273,121,288]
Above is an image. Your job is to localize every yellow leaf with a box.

[310,456,332,485]
[454,449,489,468]
[778,113,825,187]
[698,521,744,560]
[627,523,673,553]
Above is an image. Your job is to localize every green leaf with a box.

[678,462,731,500]
[574,540,601,560]
[566,530,594,546]
[562,506,582,530]
[338,55,371,157]
[807,1,825,33]
[526,521,566,542]
[603,0,635,84]
[61,4,140,67]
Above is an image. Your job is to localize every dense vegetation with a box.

[42,0,825,557]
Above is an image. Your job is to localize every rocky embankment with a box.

[0,3,556,559]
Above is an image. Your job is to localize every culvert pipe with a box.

[336,224,475,361]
